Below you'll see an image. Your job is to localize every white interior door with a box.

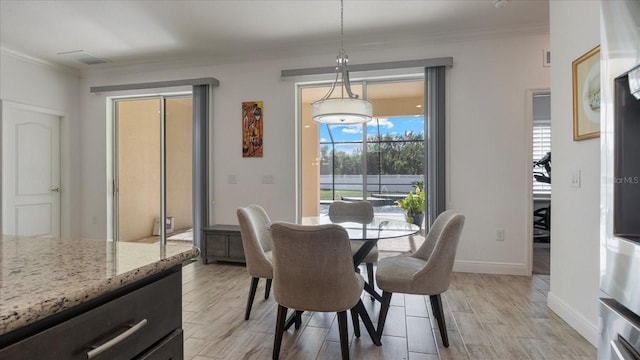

[2,103,61,237]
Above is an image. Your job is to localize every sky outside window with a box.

[320,115,425,144]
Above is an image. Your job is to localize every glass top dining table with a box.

[295,215,421,241]
[281,215,421,268]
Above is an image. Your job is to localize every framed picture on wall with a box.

[572,45,600,141]
[242,101,263,157]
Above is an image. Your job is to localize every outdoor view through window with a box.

[300,79,425,219]
[319,115,425,216]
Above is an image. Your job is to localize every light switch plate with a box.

[543,49,551,67]
[571,170,581,188]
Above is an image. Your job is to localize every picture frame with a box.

[572,45,600,141]
[242,101,263,157]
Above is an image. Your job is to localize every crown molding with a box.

[1,47,80,76]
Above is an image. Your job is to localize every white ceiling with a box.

[0,0,549,71]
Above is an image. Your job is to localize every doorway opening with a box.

[531,91,551,275]
[113,95,194,245]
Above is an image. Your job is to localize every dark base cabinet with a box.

[138,329,183,360]
[202,225,245,264]
[0,267,184,360]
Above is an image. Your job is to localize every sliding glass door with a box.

[300,79,425,222]
[114,96,193,243]
[165,97,193,242]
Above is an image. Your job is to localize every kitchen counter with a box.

[0,235,199,338]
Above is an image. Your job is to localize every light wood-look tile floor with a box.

[181,250,596,359]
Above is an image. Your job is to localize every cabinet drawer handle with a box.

[86,319,148,359]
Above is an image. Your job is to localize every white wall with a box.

[447,34,550,275]
[547,1,601,346]
[78,30,549,275]
[0,51,82,238]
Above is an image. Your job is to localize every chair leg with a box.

[337,311,350,360]
[430,294,449,347]
[265,278,272,299]
[366,263,375,300]
[245,277,259,320]
[377,291,392,338]
[273,305,288,360]
[350,308,360,337]
[294,310,303,330]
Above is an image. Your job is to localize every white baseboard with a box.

[547,291,599,347]
[453,260,529,276]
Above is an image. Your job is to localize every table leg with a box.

[353,300,381,346]
[363,281,383,302]
[352,241,376,267]
[353,240,384,302]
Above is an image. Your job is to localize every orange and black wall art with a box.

[242,101,263,157]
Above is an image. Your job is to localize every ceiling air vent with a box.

[57,50,111,65]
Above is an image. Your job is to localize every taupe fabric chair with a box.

[237,205,273,320]
[375,210,465,347]
[328,200,378,290]
[270,221,379,360]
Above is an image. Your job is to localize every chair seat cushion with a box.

[375,256,427,294]
[350,241,378,264]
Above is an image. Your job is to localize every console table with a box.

[202,225,246,264]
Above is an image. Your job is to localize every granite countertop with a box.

[0,236,199,336]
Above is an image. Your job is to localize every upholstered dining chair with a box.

[237,205,273,320]
[328,200,378,290]
[375,210,465,347]
[270,221,379,360]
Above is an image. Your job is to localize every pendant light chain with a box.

[340,0,345,98]
[340,0,344,58]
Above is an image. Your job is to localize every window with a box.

[533,119,551,194]
[318,116,424,201]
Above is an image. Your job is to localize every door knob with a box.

[51,187,60,192]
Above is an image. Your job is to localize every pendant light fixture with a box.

[312,0,372,124]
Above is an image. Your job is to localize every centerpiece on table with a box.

[396,184,425,227]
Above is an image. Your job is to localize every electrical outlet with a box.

[496,229,505,241]
[228,175,237,184]
[262,175,274,184]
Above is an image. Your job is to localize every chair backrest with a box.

[237,205,273,279]
[270,221,364,312]
[411,210,465,294]
[328,200,374,223]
